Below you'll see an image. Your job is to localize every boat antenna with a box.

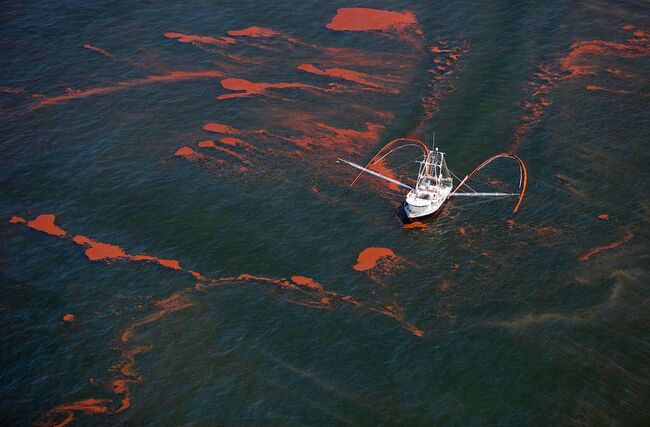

[432,131,436,151]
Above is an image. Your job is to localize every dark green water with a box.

[1,1,649,425]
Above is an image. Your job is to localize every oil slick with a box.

[16,7,491,424]
[217,78,320,100]
[352,247,408,284]
[297,63,398,93]
[26,6,464,189]
[226,26,280,38]
[353,247,397,272]
[32,70,224,110]
[578,230,634,261]
[174,146,204,159]
[16,214,202,279]
[417,40,470,132]
[164,32,236,46]
[26,214,66,236]
[11,213,423,426]
[326,8,419,34]
[513,25,649,152]
[157,8,452,178]
[82,44,116,59]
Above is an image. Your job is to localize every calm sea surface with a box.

[1,1,649,425]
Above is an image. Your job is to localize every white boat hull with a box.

[404,187,451,219]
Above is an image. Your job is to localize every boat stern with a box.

[404,191,432,218]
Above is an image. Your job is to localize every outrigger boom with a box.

[337,158,413,191]
[451,192,519,197]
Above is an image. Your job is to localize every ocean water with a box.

[1,1,649,425]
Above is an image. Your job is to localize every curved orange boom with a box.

[450,153,527,213]
[350,138,429,187]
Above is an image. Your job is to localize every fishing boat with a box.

[338,134,527,219]
[403,147,453,218]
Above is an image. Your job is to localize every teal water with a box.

[1,1,649,425]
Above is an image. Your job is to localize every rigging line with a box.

[452,159,518,187]
[449,170,478,193]
[468,176,508,192]
[451,167,511,192]
[450,153,527,213]
[451,171,478,193]
[351,138,429,187]
[374,144,428,164]
[449,169,463,181]
[392,158,423,171]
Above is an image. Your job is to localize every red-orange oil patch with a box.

[20,212,424,426]
[33,70,224,109]
[210,145,251,165]
[27,214,67,236]
[197,140,216,148]
[37,398,111,427]
[219,137,255,150]
[175,146,204,159]
[578,230,633,261]
[72,235,128,261]
[203,123,241,134]
[227,26,279,38]
[63,313,75,322]
[353,247,396,271]
[316,121,382,143]
[326,8,418,32]
[280,120,384,155]
[9,216,26,224]
[221,273,298,290]
[154,292,194,311]
[17,214,198,279]
[217,78,318,100]
[417,40,469,131]
[290,275,324,290]
[83,44,116,59]
[157,259,182,270]
[0,85,44,99]
[368,158,400,191]
[606,68,638,79]
[430,46,451,53]
[512,26,650,152]
[130,254,156,262]
[585,85,647,96]
[403,221,426,229]
[559,38,650,78]
[371,304,424,336]
[164,32,236,46]
[0,85,28,95]
[598,213,609,220]
[297,63,384,89]
[188,270,205,281]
